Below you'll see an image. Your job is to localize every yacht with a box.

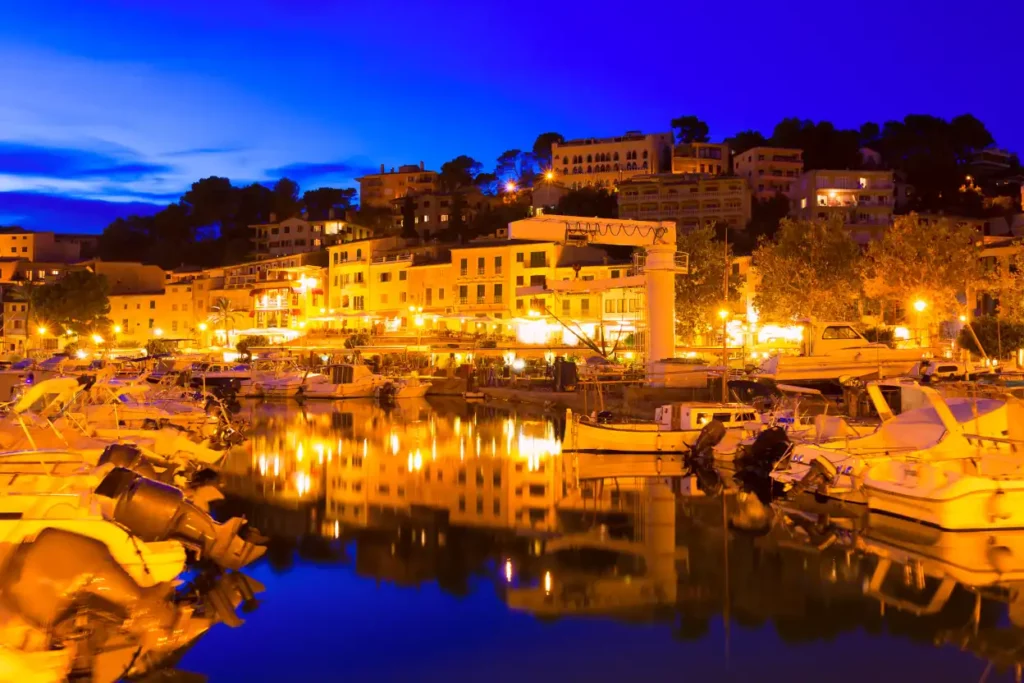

[756,321,925,382]
[246,358,323,398]
[296,363,387,399]
[772,381,1016,504]
[377,375,432,400]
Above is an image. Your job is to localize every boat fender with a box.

[988,543,1013,574]
[988,489,1012,522]
[656,456,663,474]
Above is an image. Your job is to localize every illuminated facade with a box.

[109,280,195,342]
[670,141,730,176]
[357,163,439,209]
[251,216,373,258]
[732,146,803,200]
[391,189,500,237]
[249,265,326,333]
[790,169,895,242]
[618,174,752,232]
[550,132,674,189]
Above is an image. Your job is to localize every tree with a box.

[548,187,618,218]
[532,132,564,169]
[747,195,790,244]
[271,178,301,220]
[302,187,356,220]
[725,130,766,156]
[209,296,245,345]
[862,214,985,320]
[400,196,418,238]
[495,150,537,187]
[675,227,737,343]
[957,316,1024,359]
[183,176,237,230]
[671,116,710,144]
[474,172,499,196]
[236,334,269,359]
[770,119,861,170]
[30,270,111,333]
[988,246,1024,323]
[439,155,482,193]
[752,217,863,321]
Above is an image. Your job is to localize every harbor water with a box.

[148,399,1024,680]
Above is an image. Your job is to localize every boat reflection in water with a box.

[202,399,1024,680]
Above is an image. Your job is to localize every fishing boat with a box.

[297,363,387,399]
[565,403,759,453]
[772,381,1017,504]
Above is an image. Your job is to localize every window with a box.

[356,249,362,259]
[21,247,27,253]
[172,321,178,332]
[459,285,468,304]
[800,197,808,209]
[494,256,502,274]
[493,284,503,304]
[516,252,524,263]
[379,272,391,283]
[354,272,364,284]
[171,303,178,312]
[380,294,388,304]
[440,214,449,222]
[478,257,485,275]
[438,287,445,300]
[610,269,620,279]
[122,319,128,328]
[529,275,545,287]
[562,299,571,315]
[493,500,501,516]
[580,299,590,315]
[148,319,154,329]
[353,296,365,310]
[476,497,484,514]
[399,292,407,303]
[476,284,486,304]
[283,226,290,234]
[516,275,524,286]
[458,495,466,512]
[460,258,468,276]
[821,325,862,340]
[148,300,156,309]
[528,252,546,268]
[426,288,433,305]
[516,298,524,310]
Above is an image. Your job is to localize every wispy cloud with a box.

[163,146,244,157]
[0,141,172,181]
[0,191,164,232]
[265,160,377,184]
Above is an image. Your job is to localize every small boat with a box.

[377,375,432,401]
[297,363,386,399]
[565,402,759,453]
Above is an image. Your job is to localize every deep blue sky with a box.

[1,0,1021,233]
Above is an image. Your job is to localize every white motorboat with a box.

[772,381,1017,504]
[757,321,925,382]
[192,361,253,392]
[246,359,323,398]
[297,363,387,399]
[378,375,432,400]
[565,403,760,453]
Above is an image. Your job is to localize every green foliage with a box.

[770,118,861,170]
[62,342,78,358]
[400,196,418,238]
[439,156,482,193]
[549,187,618,219]
[146,339,175,356]
[531,132,564,168]
[862,327,894,344]
[675,227,737,342]
[725,130,766,155]
[271,178,301,220]
[30,270,110,332]
[671,115,710,144]
[495,150,537,187]
[302,187,356,220]
[862,214,985,319]
[958,316,1024,358]
[474,172,499,196]
[236,335,268,358]
[209,297,245,340]
[747,194,790,245]
[753,217,863,321]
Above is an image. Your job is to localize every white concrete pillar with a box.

[644,244,676,380]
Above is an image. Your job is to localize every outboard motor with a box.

[684,420,727,495]
[95,468,266,571]
[595,410,614,424]
[733,426,791,501]
[377,382,398,403]
[791,457,838,499]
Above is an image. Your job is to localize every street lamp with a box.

[198,322,208,331]
[91,334,103,345]
[113,325,122,334]
[718,308,729,402]
[36,326,46,335]
[505,180,517,194]
[913,299,927,346]
[154,328,164,337]
[544,171,554,181]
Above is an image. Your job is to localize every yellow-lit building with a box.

[670,141,730,176]
[0,227,82,261]
[251,216,373,258]
[790,169,894,242]
[550,132,674,189]
[109,280,195,343]
[618,174,752,232]
[732,146,803,200]
[357,163,439,209]
[1,297,30,354]
[391,189,499,237]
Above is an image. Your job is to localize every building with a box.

[357,163,439,209]
[670,142,730,176]
[391,189,500,237]
[971,148,1014,177]
[618,174,752,232]
[0,227,84,262]
[550,132,674,189]
[109,281,195,343]
[1,293,30,354]
[54,233,99,260]
[789,169,895,242]
[251,215,373,258]
[732,147,803,200]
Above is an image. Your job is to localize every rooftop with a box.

[557,131,670,147]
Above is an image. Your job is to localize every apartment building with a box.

[251,215,372,258]
[550,132,674,189]
[1,294,30,354]
[392,189,500,236]
[670,142,730,176]
[0,227,85,262]
[732,147,803,200]
[789,169,895,242]
[109,280,195,342]
[357,163,439,209]
[618,174,752,232]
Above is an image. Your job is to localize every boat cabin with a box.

[654,402,758,431]
[323,363,376,385]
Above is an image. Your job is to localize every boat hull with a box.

[567,419,700,453]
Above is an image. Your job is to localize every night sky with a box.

[2,0,1021,232]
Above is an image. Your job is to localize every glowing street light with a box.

[198,322,207,332]
[36,326,47,335]
[505,180,517,193]
[959,314,968,323]
[718,308,729,320]
[544,170,554,181]
[913,299,927,313]
[113,325,122,334]
[91,334,104,345]
[153,328,164,337]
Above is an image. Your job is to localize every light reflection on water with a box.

[180,399,1024,682]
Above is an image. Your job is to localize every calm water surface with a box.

[171,398,1024,682]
